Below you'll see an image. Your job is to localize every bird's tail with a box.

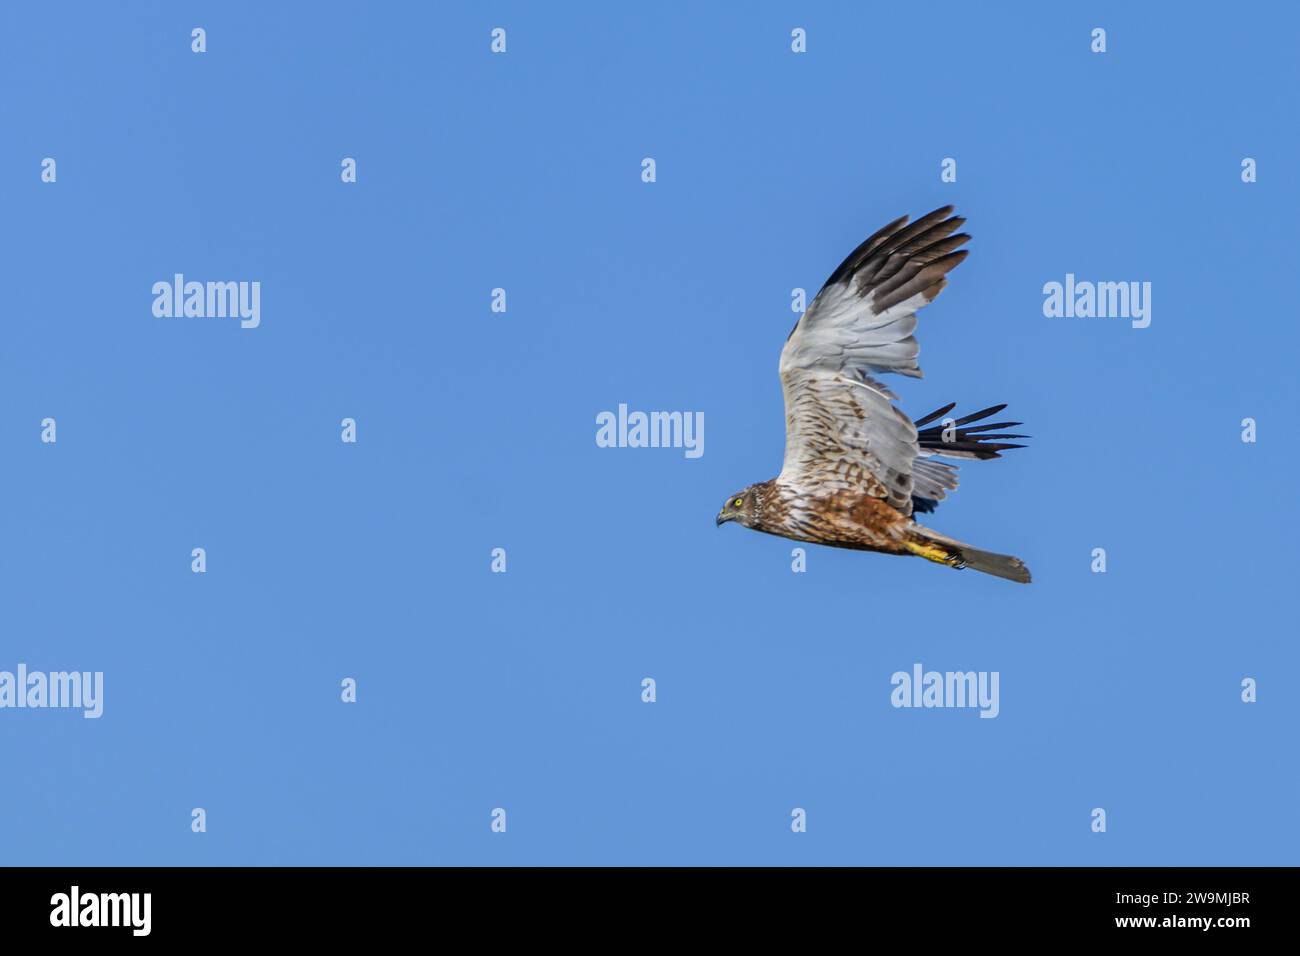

[905,526,1032,584]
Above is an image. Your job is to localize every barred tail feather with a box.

[952,543,1032,584]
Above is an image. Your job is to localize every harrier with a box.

[716,206,1031,583]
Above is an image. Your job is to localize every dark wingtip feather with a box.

[961,421,1022,434]
[951,404,1007,426]
[912,402,957,428]
[914,402,1031,460]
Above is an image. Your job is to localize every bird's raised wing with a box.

[778,206,970,514]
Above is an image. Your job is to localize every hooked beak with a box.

[716,510,729,527]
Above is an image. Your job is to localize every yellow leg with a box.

[905,540,965,569]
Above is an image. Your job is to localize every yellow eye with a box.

[733,497,744,508]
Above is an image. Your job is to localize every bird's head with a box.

[716,486,760,528]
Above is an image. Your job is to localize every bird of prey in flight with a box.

[716,206,1031,583]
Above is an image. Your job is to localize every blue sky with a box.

[0,1,1296,865]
